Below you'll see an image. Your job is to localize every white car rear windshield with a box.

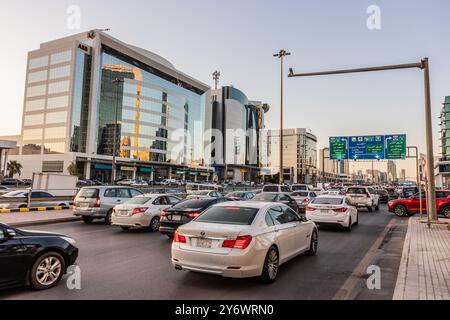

[347,188,367,195]
[263,186,279,192]
[292,191,309,197]
[77,188,99,198]
[195,207,259,225]
[126,197,152,205]
[312,197,344,205]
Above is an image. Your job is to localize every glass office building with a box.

[15,30,212,181]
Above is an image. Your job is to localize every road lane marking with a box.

[333,218,397,300]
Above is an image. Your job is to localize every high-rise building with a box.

[400,169,407,181]
[387,160,398,182]
[437,96,450,188]
[7,30,218,182]
[203,86,269,182]
[318,148,350,183]
[263,129,318,184]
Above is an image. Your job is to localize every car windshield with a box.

[292,192,309,197]
[2,191,25,197]
[263,186,279,192]
[347,188,367,194]
[227,192,245,198]
[292,185,307,191]
[193,191,210,195]
[77,188,99,198]
[195,206,259,225]
[252,193,278,201]
[172,199,212,210]
[312,197,344,205]
[125,197,152,205]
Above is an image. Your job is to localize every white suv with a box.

[345,186,380,212]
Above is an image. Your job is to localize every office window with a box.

[29,56,48,70]
[50,51,72,65]
[44,142,66,154]
[46,111,68,124]
[25,99,45,112]
[28,70,48,84]
[24,113,44,126]
[45,126,66,139]
[42,161,64,172]
[23,128,43,141]
[48,80,70,95]
[49,65,71,80]
[47,96,69,109]
[26,84,46,98]
[22,144,42,155]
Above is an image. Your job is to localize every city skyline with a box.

[1,0,450,179]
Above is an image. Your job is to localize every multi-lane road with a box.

[0,205,408,300]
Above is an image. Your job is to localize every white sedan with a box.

[171,201,318,283]
[112,194,181,231]
[305,195,358,232]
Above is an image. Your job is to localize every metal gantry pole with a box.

[289,58,438,224]
[274,50,290,185]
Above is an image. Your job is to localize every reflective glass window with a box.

[49,65,71,80]
[44,126,66,139]
[24,113,44,126]
[48,81,70,95]
[23,128,43,141]
[26,84,46,98]
[43,142,66,154]
[47,96,69,109]
[50,51,72,65]
[25,99,45,112]
[46,111,68,124]
[28,70,47,84]
[22,144,42,155]
[29,56,48,70]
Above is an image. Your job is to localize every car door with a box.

[31,191,48,208]
[116,188,132,205]
[0,227,28,288]
[268,206,299,262]
[281,206,309,253]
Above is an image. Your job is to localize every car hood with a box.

[18,229,65,237]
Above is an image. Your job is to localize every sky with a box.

[0,0,449,179]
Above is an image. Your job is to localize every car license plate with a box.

[320,209,330,214]
[119,210,129,216]
[196,238,212,248]
[80,203,89,209]
[171,215,182,221]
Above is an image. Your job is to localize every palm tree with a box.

[7,160,22,178]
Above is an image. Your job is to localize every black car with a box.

[251,192,300,213]
[159,197,229,238]
[20,179,32,186]
[0,223,78,290]
[0,179,21,186]
[375,189,390,203]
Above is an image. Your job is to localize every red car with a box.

[388,190,450,217]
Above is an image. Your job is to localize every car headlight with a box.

[61,236,76,246]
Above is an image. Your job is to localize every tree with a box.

[67,162,79,177]
[7,160,22,178]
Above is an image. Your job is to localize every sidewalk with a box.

[394,217,450,300]
[0,209,80,227]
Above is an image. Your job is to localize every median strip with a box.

[0,205,74,214]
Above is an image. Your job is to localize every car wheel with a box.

[367,206,373,213]
[258,246,279,284]
[105,209,113,225]
[394,205,407,217]
[82,216,94,224]
[19,204,27,209]
[442,206,450,219]
[121,226,131,231]
[58,203,67,207]
[375,204,380,211]
[149,217,160,232]
[30,252,66,290]
[305,229,318,256]
[354,213,359,226]
[345,218,352,232]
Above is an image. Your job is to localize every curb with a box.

[8,216,81,228]
[0,205,74,214]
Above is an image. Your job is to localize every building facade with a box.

[437,96,450,188]
[263,129,318,184]
[10,30,216,182]
[203,86,269,182]
[318,148,350,183]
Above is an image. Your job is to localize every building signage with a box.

[77,43,91,55]
[329,134,407,160]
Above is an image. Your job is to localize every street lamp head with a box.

[273,49,291,58]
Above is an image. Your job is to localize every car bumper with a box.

[112,213,151,228]
[171,245,265,278]
[306,213,350,227]
[73,207,107,218]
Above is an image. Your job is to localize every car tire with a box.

[30,252,66,290]
[82,216,94,224]
[345,218,352,232]
[305,230,318,256]
[375,204,380,211]
[19,204,27,209]
[149,217,160,232]
[58,203,67,207]
[258,246,279,284]
[368,206,373,213]
[121,226,131,231]
[394,205,408,217]
[442,206,450,219]
[354,213,359,226]
[105,209,113,225]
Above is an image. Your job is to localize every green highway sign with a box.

[385,134,407,159]
[329,137,349,160]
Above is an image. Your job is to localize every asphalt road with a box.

[0,205,408,300]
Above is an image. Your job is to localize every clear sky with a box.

[0,0,449,179]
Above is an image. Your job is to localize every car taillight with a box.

[303,198,310,203]
[187,212,201,219]
[305,206,315,212]
[222,235,252,249]
[173,230,186,243]
[131,207,147,215]
[161,211,168,217]
[333,207,348,213]
[94,196,100,208]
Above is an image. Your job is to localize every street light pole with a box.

[273,49,291,185]
[111,78,124,185]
